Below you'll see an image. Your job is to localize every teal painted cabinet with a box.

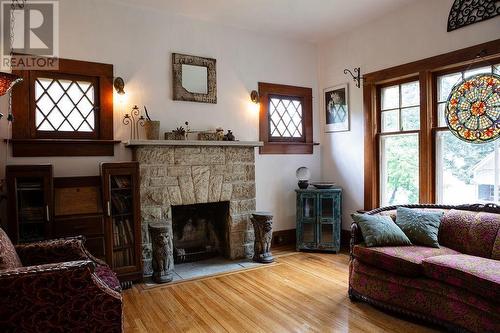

[296,188,342,252]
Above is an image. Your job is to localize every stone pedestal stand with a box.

[251,212,275,263]
[149,222,174,283]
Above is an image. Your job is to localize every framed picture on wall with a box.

[324,84,349,132]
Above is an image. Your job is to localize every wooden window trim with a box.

[11,56,119,156]
[363,38,500,210]
[258,82,314,154]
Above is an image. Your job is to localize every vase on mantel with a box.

[144,121,160,140]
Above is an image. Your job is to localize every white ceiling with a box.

[114,0,416,43]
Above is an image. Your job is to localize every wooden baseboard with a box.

[272,229,296,246]
[272,228,351,250]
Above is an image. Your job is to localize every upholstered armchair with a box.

[0,230,122,333]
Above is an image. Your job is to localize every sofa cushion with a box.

[95,265,121,292]
[352,244,460,277]
[351,213,411,247]
[422,254,500,302]
[0,228,22,270]
[439,210,500,258]
[395,207,443,248]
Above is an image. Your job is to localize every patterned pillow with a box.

[351,213,411,247]
[0,227,22,270]
[395,207,443,248]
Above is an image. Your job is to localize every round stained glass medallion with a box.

[445,73,500,144]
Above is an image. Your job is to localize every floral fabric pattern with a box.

[350,259,500,333]
[353,244,460,276]
[0,260,122,333]
[439,210,500,258]
[492,228,500,260]
[0,227,22,270]
[422,254,500,302]
[15,237,92,266]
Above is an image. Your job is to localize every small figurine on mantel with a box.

[223,130,235,141]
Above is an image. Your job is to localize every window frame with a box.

[363,38,500,210]
[11,56,117,157]
[258,82,314,154]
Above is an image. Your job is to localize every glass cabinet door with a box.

[299,193,317,246]
[318,193,340,249]
[301,195,316,220]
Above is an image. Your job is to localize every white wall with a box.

[0,0,320,231]
[318,0,500,230]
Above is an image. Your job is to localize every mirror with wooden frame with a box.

[172,53,217,104]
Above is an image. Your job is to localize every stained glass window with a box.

[445,74,500,143]
[35,77,96,133]
[268,96,304,139]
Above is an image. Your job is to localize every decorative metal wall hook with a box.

[344,67,361,88]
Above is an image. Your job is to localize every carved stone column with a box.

[250,212,275,263]
[148,221,174,283]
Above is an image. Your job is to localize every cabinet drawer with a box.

[85,237,105,259]
[54,215,104,237]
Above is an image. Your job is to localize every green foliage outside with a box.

[384,131,496,206]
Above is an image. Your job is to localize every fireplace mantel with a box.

[125,140,263,148]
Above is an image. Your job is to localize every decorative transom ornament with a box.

[445,73,500,144]
[269,96,303,139]
[35,78,96,132]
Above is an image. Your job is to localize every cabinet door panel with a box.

[300,194,316,220]
[319,223,334,244]
[301,222,316,244]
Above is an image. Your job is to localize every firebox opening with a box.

[171,201,230,264]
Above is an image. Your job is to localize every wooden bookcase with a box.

[101,162,142,286]
[6,163,142,287]
[6,165,53,244]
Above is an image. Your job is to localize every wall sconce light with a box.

[114,77,125,95]
[250,90,259,104]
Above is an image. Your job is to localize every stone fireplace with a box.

[127,140,263,276]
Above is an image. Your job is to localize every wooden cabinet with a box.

[296,188,342,252]
[6,165,53,244]
[101,162,142,285]
[52,176,106,260]
[6,163,142,287]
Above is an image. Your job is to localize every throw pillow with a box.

[0,227,22,270]
[351,213,411,247]
[395,207,443,248]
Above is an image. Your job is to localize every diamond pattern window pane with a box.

[35,77,96,132]
[269,96,304,139]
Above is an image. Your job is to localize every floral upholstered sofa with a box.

[349,204,500,333]
[0,229,122,333]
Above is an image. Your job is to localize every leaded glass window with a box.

[268,95,304,141]
[34,76,97,135]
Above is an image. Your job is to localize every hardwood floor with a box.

[123,249,440,333]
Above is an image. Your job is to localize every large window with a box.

[363,39,500,210]
[379,80,420,206]
[258,82,313,154]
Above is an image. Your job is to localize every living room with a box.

[0,0,499,332]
